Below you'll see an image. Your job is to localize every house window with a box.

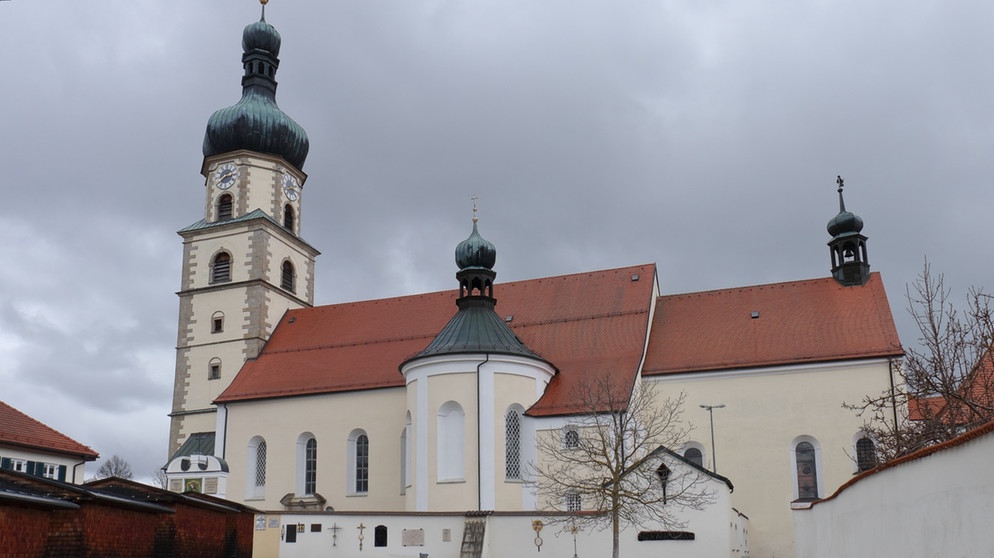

[374,525,387,547]
[281,261,295,293]
[217,194,233,221]
[211,311,224,333]
[348,430,369,494]
[683,447,704,468]
[438,401,465,481]
[564,426,580,449]
[248,437,267,498]
[43,463,58,479]
[284,204,295,231]
[505,406,523,480]
[795,441,819,500]
[11,459,26,473]
[657,464,671,503]
[565,491,581,512]
[856,437,877,472]
[208,358,221,380]
[211,252,231,283]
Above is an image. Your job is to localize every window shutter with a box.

[58,465,67,482]
[0,457,10,470]
[31,461,44,477]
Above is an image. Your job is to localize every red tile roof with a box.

[216,264,658,417]
[0,401,99,460]
[643,273,903,376]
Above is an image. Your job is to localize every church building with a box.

[165,8,903,558]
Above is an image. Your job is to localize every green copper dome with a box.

[455,221,497,270]
[827,180,864,237]
[203,15,309,170]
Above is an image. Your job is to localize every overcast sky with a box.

[1,0,991,482]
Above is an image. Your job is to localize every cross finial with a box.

[836,175,844,193]
[260,0,268,19]
[471,195,479,223]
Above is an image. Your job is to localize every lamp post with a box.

[699,404,725,473]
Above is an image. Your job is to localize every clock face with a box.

[214,163,238,190]
[282,172,300,201]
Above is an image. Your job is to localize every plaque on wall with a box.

[402,529,425,546]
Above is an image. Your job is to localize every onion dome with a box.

[455,220,497,270]
[827,176,864,236]
[402,218,542,364]
[202,14,309,170]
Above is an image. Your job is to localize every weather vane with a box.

[471,195,479,223]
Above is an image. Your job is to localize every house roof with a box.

[0,401,99,460]
[643,273,903,376]
[216,264,657,417]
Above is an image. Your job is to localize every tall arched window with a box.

[296,433,317,496]
[284,204,295,231]
[211,252,231,283]
[217,194,233,221]
[348,429,369,494]
[437,401,465,481]
[247,436,267,499]
[281,261,295,293]
[795,441,819,500]
[505,405,524,480]
[856,436,877,472]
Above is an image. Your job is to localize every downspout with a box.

[477,354,490,511]
[888,358,900,445]
[72,460,86,484]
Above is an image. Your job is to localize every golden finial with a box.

[471,195,479,223]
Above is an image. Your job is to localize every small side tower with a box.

[827,176,870,286]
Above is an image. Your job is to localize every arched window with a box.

[437,401,465,481]
[211,311,224,334]
[856,436,877,472]
[284,204,295,231]
[211,252,231,284]
[374,525,387,547]
[217,194,233,221]
[565,490,581,512]
[795,440,819,500]
[281,261,295,293]
[656,464,671,503]
[563,426,580,449]
[683,447,704,468]
[505,405,524,480]
[296,433,317,495]
[247,437,267,499]
[348,430,369,494]
[208,357,221,380]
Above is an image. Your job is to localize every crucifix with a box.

[471,195,479,222]
[328,522,341,547]
[357,523,366,551]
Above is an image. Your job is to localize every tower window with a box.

[281,261,296,293]
[208,358,221,380]
[211,252,231,284]
[211,311,224,333]
[284,204,295,231]
[217,194,233,221]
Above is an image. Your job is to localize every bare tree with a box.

[847,260,994,462]
[93,454,134,480]
[532,373,714,558]
[150,468,169,489]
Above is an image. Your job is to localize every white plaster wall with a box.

[647,358,895,558]
[793,429,994,558]
[222,388,407,511]
[0,445,89,483]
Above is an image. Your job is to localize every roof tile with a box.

[0,401,99,460]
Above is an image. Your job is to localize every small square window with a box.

[11,459,26,473]
[43,463,58,479]
[310,524,321,533]
[212,318,223,333]
[209,365,221,380]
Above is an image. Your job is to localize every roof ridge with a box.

[661,273,879,299]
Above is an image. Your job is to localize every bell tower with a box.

[168,3,319,456]
[827,176,870,286]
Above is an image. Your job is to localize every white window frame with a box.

[296,432,317,496]
[43,463,58,479]
[347,429,369,495]
[246,436,267,499]
[11,459,26,473]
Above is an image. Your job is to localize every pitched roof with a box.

[0,401,99,460]
[216,264,657,417]
[643,273,903,376]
